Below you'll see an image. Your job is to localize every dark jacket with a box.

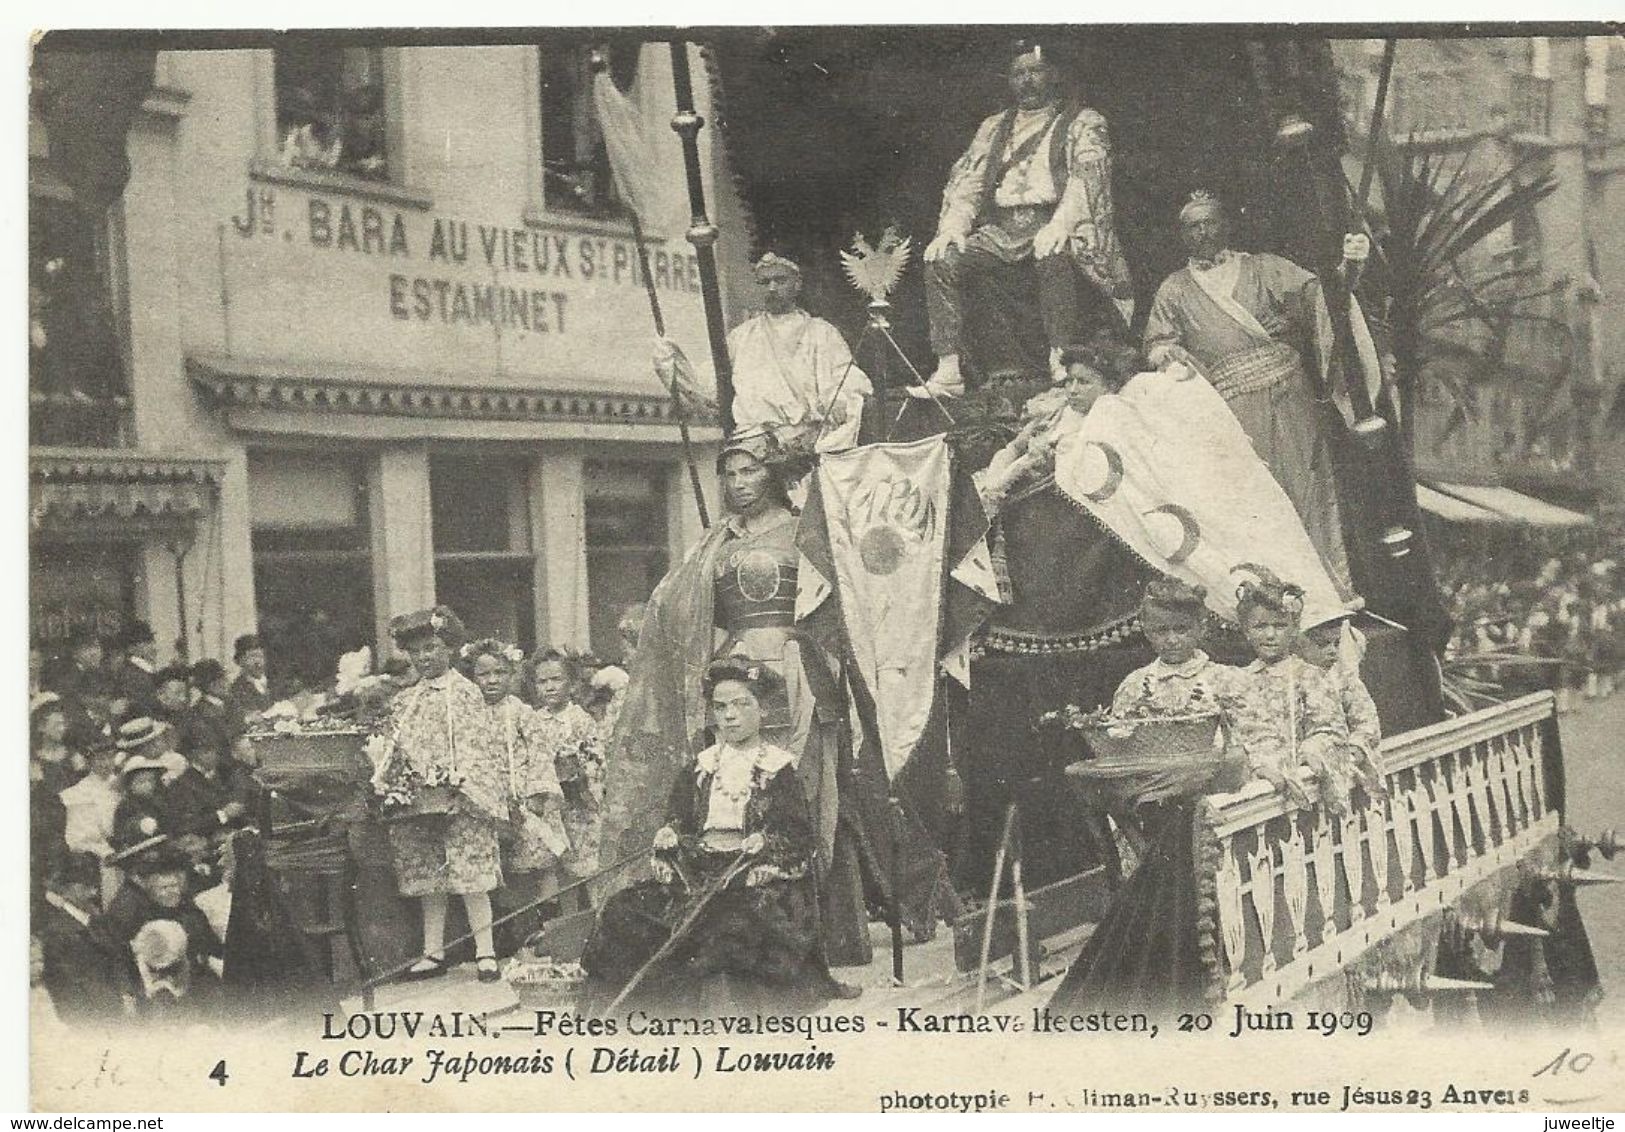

[89,881,222,1005]
[37,892,127,1024]
[164,764,256,838]
[229,673,275,719]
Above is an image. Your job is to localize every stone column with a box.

[529,450,589,650]
[369,445,436,651]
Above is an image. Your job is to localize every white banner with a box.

[817,435,951,778]
[1051,365,1355,627]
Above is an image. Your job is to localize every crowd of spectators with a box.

[1435,522,1625,705]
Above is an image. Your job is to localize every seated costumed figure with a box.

[581,661,859,1014]
[598,430,879,964]
[1047,578,1242,1013]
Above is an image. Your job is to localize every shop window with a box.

[30,544,136,654]
[431,456,536,648]
[274,43,391,183]
[249,453,375,694]
[29,194,126,446]
[539,40,639,218]
[584,461,669,660]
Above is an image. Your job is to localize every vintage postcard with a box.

[24,21,1625,1113]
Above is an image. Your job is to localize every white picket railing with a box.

[1200,691,1560,1005]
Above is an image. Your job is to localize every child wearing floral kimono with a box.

[1301,617,1388,801]
[1111,579,1238,720]
[370,607,509,983]
[531,651,604,887]
[1229,572,1354,814]
[1101,578,1241,868]
[463,640,571,942]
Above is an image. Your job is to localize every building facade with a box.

[1332,34,1625,515]
[30,40,750,682]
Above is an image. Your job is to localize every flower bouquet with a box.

[372,741,464,823]
[502,952,585,1006]
[1048,703,1238,807]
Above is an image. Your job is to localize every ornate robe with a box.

[1144,252,1370,600]
[580,741,839,1012]
[487,695,569,873]
[1109,650,1239,719]
[1230,654,1353,810]
[599,509,841,867]
[728,311,871,453]
[533,700,602,877]
[938,102,1132,316]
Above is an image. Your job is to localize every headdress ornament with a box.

[1179,189,1225,223]
[752,251,802,276]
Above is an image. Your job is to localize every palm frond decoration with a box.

[1354,140,1562,454]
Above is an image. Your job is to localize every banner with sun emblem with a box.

[814,435,953,779]
[1051,364,1354,627]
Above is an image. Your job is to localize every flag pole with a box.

[668,40,736,435]
[583,49,711,529]
[545,157,713,530]
[630,208,712,530]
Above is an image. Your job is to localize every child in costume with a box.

[371,606,509,983]
[530,651,604,885]
[1111,578,1238,719]
[1301,616,1388,801]
[463,639,571,938]
[1229,571,1353,813]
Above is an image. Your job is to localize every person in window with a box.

[280,86,343,172]
[369,607,509,983]
[339,83,388,180]
[581,662,859,1014]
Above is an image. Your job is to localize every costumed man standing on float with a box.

[728,253,872,454]
[921,40,1134,397]
[1143,190,1388,601]
[597,432,873,966]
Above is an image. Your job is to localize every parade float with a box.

[220,30,1604,1027]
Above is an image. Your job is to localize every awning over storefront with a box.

[31,448,223,532]
[1420,480,1593,528]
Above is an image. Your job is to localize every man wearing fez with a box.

[1144,190,1381,599]
[728,253,872,454]
[921,40,1133,397]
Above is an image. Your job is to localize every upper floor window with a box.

[29,194,126,446]
[274,44,391,183]
[539,40,639,219]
